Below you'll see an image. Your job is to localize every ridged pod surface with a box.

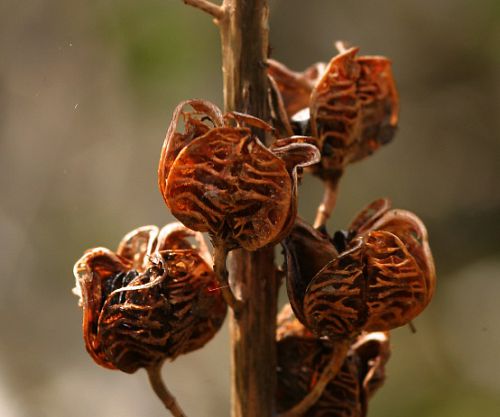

[276,305,390,417]
[304,230,426,339]
[159,100,320,251]
[346,198,436,307]
[282,217,339,326]
[268,59,325,118]
[284,199,435,340]
[73,223,226,373]
[268,47,399,181]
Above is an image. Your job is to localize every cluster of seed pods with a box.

[276,198,434,416]
[276,304,390,417]
[73,44,435,417]
[284,198,435,341]
[268,44,399,227]
[158,99,320,252]
[73,223,226,374]
[157,99,320,309]
[269,44,399,177]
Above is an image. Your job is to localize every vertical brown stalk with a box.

[228,249,277,417]
[220,1,277,417]
[182,1,276,415]
[220,0,269,115]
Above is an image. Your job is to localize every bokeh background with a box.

[1,0,500,416]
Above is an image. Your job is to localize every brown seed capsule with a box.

[361,206,437,305]
[269,47,399,228]
[346,198,436,314]
[311,48,399,178]
[305,230,427,338]
[73,223,226,373]
[268,47,399,180]
[283,199,435,340]
[276,305,390,417]
[158,99,320,251]
[268,59,325,119]
[282,217,339,326]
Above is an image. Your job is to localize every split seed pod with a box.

[158,99,320,251]
[283,199,435,340]
[268,45,399,180]
[276,304,390,417]
[73,223,226,373]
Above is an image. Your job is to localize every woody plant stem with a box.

[184,1,276,416]
[219,2,277,417]
[183,1,345,416]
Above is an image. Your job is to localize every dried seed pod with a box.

[159,99,320,251]
[73,223,226,373]
[304,230,426,338]
[310,48,399,178]
[269,47,398,179]
[348,56,399,163]
[276,305,390,417]
[158,100,224,188]
[282,217,338,326]
[268,59,326,119]
[283,200,435,340]
[276,305,361,417]
[268,46,399,228]
[367,208,436,308]
[347,199,436,305]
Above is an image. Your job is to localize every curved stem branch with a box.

[314,177,340,229]
[183,0,224,20]
[278,340,350,417]
[147,365,188,417]
[213,242,243,314]
[408,321,417,333]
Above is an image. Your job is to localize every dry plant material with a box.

[182,0,224,20]
[73,223,226,371]
[351,331,391,408]
[280,216,339,327]
[73,0,436,414]
[268,46,399,227]
[159,99,320,252]
[283,199,435,340]
[73,223,227,416]
[158,99,319,312]
[276,304,390,417]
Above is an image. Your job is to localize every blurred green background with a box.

[1,0,499,416]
